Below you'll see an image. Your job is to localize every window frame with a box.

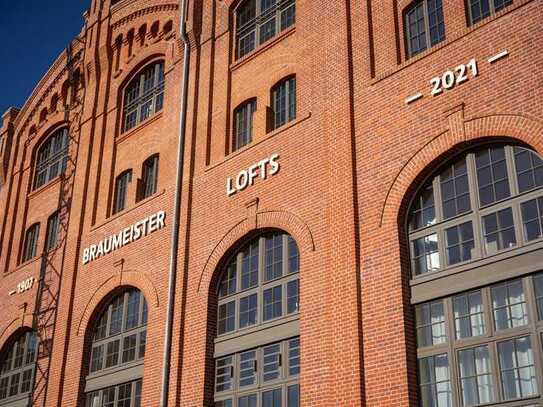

[467,0,514,25]
[22,224,40,263]
[408,144,543,280]
[139,155,159,201]
[414,274,543,407]
[113,170,133,215]
[404,0,446,58]
[45,211,60,252]
[270,76,296,131]
[33,127,69,190]
[233,99,257,152]
[235,0,296,60]
[122,61,165,133]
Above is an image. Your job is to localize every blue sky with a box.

[0,1,89,125]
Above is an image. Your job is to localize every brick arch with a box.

[76,270,159,337]
[0,318,32,350]
[198,210,315,293]
[380,113,543,228]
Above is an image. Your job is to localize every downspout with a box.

[160,0,190,405]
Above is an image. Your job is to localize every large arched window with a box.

[0,331,38,405]
[122,61,165,132]
[407,143,543,407]
[85,288,147,407]
[33,127,69,190]
[214,231,300,407]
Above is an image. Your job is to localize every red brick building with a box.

[0,0,542,406]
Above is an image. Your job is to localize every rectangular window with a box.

[122,334,137,363]
[239,350,257,387]
[409,184,436,231]
[458,346,495,405]
[9,373,19,397]
[265,234,283,281]
[482,208,516,254]
[263,285,282,321]
[412,234,440,276]
[445,221,475,265]
[105,339,120,368]
[239,294,258,328]
[287,384,300,407]
[232,100,256,151]
[498,336,538,400]
[440,158,471,219]
[416,301,447,347]
[262,388,282,407]
[218,301,236,334]
[20,369,33,394]
[475,146,510,206]
[45,211,60,251]
[126,290,141,330]
[427,0,445,46]
[453,291,485,339]
[22,224,40,262]
[90,344,104,373]
[288,338,300,376]
[140,155,159,200]
[534,273,543,320]
[113,170,132,214]
[262,343,281,382]
[491,279,528,330]
[238,394,257,407]
[241,242,259,290]
[515,147,543,193]
[287,235,299,274]
[406,2,427,57]
[117,382,132,407]
[219,261,237,298]
[521,197,543,242]
[215,356,234,393]
[109,295,124,336]
[139,330,146,359]
[418,354,452,407]
[272,77,296,130]
[287,279,299,314]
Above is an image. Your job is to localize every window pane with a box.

[218,301,236,334]
[453,291,485,339]
[239,394,257,407]
[535,273,543,320]
[239,351,257,387]
[215,356,234,392]
[410,184,436,231]
[288,338,300,376]
[287,384,299,407]
[521,197,543,242]
[241,241,259,290]
[498,336,538,400]
[482,208,516,254]
[263,286,282,321]
[265,234,283,281]
[263,344,281,381]
[418,354,452,407]
[475,146,510,206]
[287,279,299,314]
[262,388,282,407]
[239,294,257,328]
[440,158,470,219]
[445,222,475,265]
[416,301,446,347]
[491,280,527,330]
[458,346,494,405]
[412,234,440,275]
[219,261,237,298]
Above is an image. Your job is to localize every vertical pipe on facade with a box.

[160,0,190,405]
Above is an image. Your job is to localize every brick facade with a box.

[0,0,541,405]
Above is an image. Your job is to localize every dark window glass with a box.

[90,345,104,373]
[265,234,283,281]
[445,221,475,265]
[491,279,527,330]
[498,336,538,400]
[104,340,120,368]
[515,147,543,193]
[140,155,159,200]
[263,285,282,321]
[216,400,233,407]
[409,184,436,231]
[520,197,543,242]
[219,261,237,298]
[469,0,512,24]
[287,279,299,314]
[453,291,485,339]
[236,0,295,59]
[233,100,256,151]
[0,332,37,400]
[113,170,132,214]
[475,146,511,206]
[122,334,137,363]
[239,394,257,407]
[458,346,495,405]
[262,388,282,407]
[418,354,452,407]
[287,235,299,274]
[34,127,69,190]
[271,77,296,130]
[482,208,516,254]
[218,301,236,334]
[22,224,40,262]
[287,384,299,407]
[415,301,446,347]
[263,343,281,381]
[288,338,300,376]
[534,273,543,320]
[239,294,258,328]
[412,234,440,275]
[215,356,234,393]
[405,0,445,58]
[45,211,60,251]
[123,62,165,132]
[440,158,471,219]
[241,241,259,290]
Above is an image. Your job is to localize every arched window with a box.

[233,99,256,151]
[138,155,159,201]
[271,77,296,131]
[407,143,543,407]
[85,288,147,407]
[468,0,513,25]
[404,0,445,57]
[113,170,133,214]
[33,127,69,190]
[22,223,40,263]
[122,61,165,132]
[214,231,300,407]
[235,0,296,59]
[0,331,38,404]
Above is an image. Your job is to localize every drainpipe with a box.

[160,0,190,405]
